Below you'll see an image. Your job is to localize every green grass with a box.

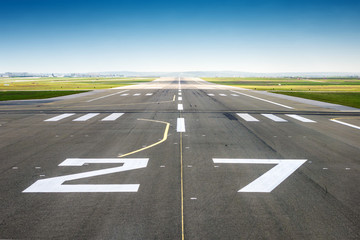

[0,91,88,101]
[0,77,155,90]
[275,92,360,108]
[203,77,360,108]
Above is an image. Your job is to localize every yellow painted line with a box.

[118,118,170,158]
[180,132,185,240]
[173,95,176,101]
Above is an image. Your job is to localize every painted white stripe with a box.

[120,93,129,96]
[178,97,183,101]
[45,113,75,122]
[178,92,182,96]
[133,93,141,96]
[86,90,128,102]
[231,94,239,96]
[286,114,316,123]
[101,113,124,121]
[219,94,227,96]
[178,104,184,111]
[213,158,307,192]
[261,114,287,122]
[177,118,186,132]
[73,113,99,121]
[330,119,360,130]
[237,113,259,122]
[208,94,215,96]
[230,90,293,109]
[146,93,153,96]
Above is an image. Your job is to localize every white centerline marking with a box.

[230,90,294,109]
[261,114,287,122]
[207,94,215,96]
[330,119,360,130]
[219,94,227,96]
[237,113,259,122]
[178,104,184,111]
[86,90,128,102]
[120,93,129,96]
[73,113,99,122]
[45,113,75,122]
[231,94,239,96]
[286,114,316,123]
[177,118,186,132]
[178,92,182,96]
[101,113,124,121]
[133,93,141,96]
[146,93,153,96]
[178,97,183,101]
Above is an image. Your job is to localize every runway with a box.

[0,77,359,239]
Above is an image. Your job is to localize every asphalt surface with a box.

[0,77,359,239]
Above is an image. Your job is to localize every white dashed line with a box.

[207,94,215,96]
[178,104,184,111]
[45,113,75,122]
[101,113,124,121]
[261,114,287,122]
[133,93,141,96]
[178,97,183,101]
[286,114,316,123]
[177,118,186,132]
[146,93,153,96]
[73,113,99,122]
[237,113,259,122]
[219,94,227,96]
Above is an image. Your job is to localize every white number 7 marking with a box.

[213,159,307,192]
[23,158,148,193]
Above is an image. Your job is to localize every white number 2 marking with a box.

[23,158,148,193]
[213,159,307,193]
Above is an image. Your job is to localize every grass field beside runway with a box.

[0,77,155,101]
[204,77,360,108]
[0,77,155,91]
[0,91,89,101]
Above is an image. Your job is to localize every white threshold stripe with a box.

[178,97,182,101]
[330,119,360,130]
[73,113,99,121]
[101,113,124,121]
[178,104,184,111]
[237,113,259,122]
[230,90,294,109]
[261,114,287,122]
[86,90,128,102]
[45,113,75,122]
[177,118,186,132]
[286,114,316,123]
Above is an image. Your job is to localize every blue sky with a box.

[1,0,359,73]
